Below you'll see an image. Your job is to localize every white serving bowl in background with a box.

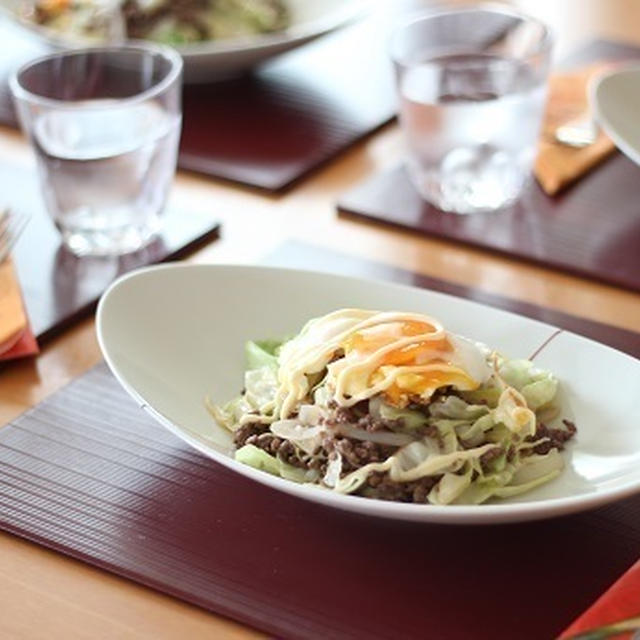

[0,0,369,81]
[592,65,640,165]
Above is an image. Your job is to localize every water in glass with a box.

[32,101,180,255]
[399,52,547,214]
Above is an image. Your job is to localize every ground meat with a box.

[334,406,358,424]
[359,472,441,503]
[122,0,211,40]
[525,420,578,455]
[329,400,369,425]
[306,455,326,472]
[424,424,443,448]
[234,422,311,468]
[233,421,269,447]
[479,446,503,472]
[244,431,275,449]
[355,413,405,433]
[324,401,409,434]
[276,439,308,468]
[323,436,397,472]
[244,431,310,469]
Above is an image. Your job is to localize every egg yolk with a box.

[382,369,479,405]
[344,320,441,352]
[343,320,450,362]
[342,320,479,406]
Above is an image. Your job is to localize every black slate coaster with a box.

[2,161,219,342]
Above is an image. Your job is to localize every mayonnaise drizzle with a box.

[273,309,491,420]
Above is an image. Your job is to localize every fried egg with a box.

[275,309,492,417]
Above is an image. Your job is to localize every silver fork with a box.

[0,208,30,263]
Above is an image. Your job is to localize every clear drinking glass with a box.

[390,7,553,214]
[10,44,182,256]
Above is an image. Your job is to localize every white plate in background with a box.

[592,65,640,165]
[0,0,369,81]
[96,264,640,524]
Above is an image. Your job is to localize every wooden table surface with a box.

[1,1,639,637]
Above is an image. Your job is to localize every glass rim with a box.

[389,3,554,68]
[9,41,183,110]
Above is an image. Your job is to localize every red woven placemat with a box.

[337,40,640,292]
[1,241,639,640]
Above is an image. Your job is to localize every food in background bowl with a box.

[24,0,290,45]
[209,308,577,505]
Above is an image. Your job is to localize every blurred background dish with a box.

[0,0,369,81]
[592,65,640,166]
[16,0,291,44]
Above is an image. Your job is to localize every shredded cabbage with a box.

[208,310,576,506]
[235,445,316,483]
[245,340,281,371]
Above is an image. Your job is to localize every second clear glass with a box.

[390,7,553,214]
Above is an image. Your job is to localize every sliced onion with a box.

[269,419,298,434]
[323,453,343,487]
[270,420,325,454]
[298,404,323,425]
[368,395,383,419]
[336,424,413,447]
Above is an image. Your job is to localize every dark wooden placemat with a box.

[1,241,639,640]
[0,14,396,191]
[3,161,219,343]
[337,40,640,293]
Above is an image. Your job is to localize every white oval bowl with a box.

[96,264,640,524]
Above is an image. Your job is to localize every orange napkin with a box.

[0,259,38,361]
[535,62,617,195]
